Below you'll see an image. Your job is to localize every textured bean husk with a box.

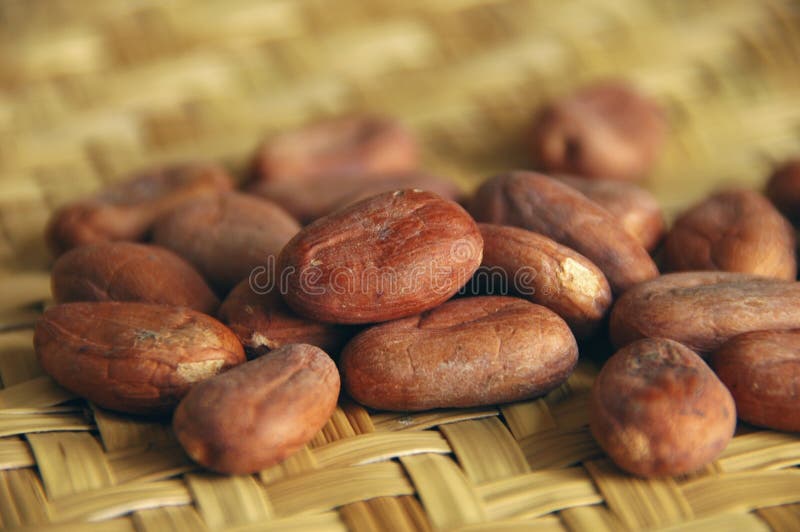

[766,159,800,223]
[663,189,796,280]
[45,163,233,256]
[340,296,578,411]
[250,115,418,184]
[712,330,800,432]
[610,272,800,353]
[173,343,339,474]
[279,189,483,324]
[554,175,665,251]
[218,279,357,358]
[152,192,300,292]
[590,338,735,477]
[470,171,658,294]
[477,223,611,337]
[530,82,665,181]
[34,302,245,416]
[52,242,219,314]
[249,172,461,224]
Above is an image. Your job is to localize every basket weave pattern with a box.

[1,0,800,530]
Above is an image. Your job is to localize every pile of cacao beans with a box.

[34,82,800,478]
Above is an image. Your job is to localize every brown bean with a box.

[610,272,800,353]
[51,242,219,314]
[152,192,300,292]
[590,338,735,477]
[249,172,461,224]
[530,82,665,181]
[766,159,800,223]
[477,223,612,337]
[470,171,658,294]
[34,302,245,416]
[250,115,418,184]
[218,279,357,358]
[554,175,665,251]
[340,296,578,410]
[663,189,796,280]
[173,344,339,474]
[46,163,233,255]
[279,189,482,324]
[712,330,800,432]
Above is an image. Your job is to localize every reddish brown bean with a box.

[554,175,665,251]
[218,279,356,358]
[341,296,578,411]
[51,242,219,314]
[46,163,233,255]
[663,189,796,280]
[766,159,800,223]
[530,82,665,181]
[470,171,658,294]
[249,172,461,224]
[250,115,418,184]
[173,344,340,474]
[477,223,612,337]
[152,192,300,292]
[610,272,800,353]
[279,189,482,324]
[34,302,245,416]
[712,330,800,432]
[590,338,735,477]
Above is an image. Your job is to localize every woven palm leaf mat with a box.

[1,0,800,530]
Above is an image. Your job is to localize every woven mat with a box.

[2,0,800,530]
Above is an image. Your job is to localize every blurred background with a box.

[1,0,800,269]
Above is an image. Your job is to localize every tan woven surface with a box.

[2,0,800,530]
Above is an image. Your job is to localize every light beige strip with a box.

[132,506,208,532]
[682,470,800,518]
[313,430,451,469]
[0,436,34,470]
[518,426,601,471]
[585,459,694,529]
[402,454,487,530]
[0,375,74,408]
[266,462,414,518]
[0,410,92,438]
[440,417,530,484]
[477,467,601,521]
[187,473,273,529]
[47,480,191,523]
[27,432,115,499]
[371,408,498,432]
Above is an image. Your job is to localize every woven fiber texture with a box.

[1,0,800,530]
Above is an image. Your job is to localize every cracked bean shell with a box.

[712,330,800,432]
[51,242,219,314]
[278,189,482,324]
[530,82,665,181]
[153,192,300,292]
[250,115,418,184]
[554,175,665,251]
[218,279,356,358]
[173,343,340,474]
[477,223,611,337]
[663,189,796,280]
[46,162,233,256]
[470,171,658,294]
[590,338,735,477]
[340,296,578,411]
[34,302,245,416]
[610,272,800,354]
